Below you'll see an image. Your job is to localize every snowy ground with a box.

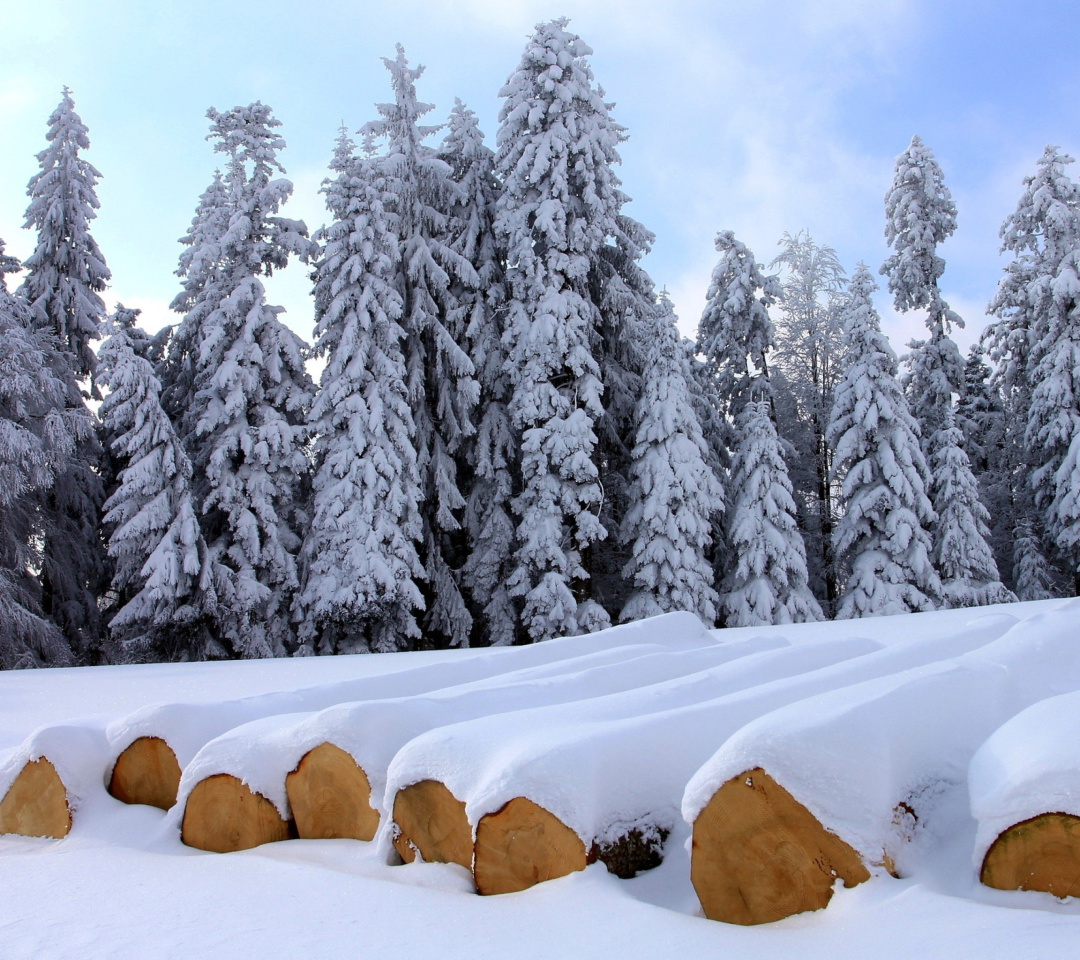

[2,601,1080,959]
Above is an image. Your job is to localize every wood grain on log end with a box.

[0,758,71,839]
[181,773,292,853]
[285,742,379,841]
[108,736,182,810]
[391,779,472,870]
[981,812,1080,899]
[691,767,870,925]
[474,796,588,896]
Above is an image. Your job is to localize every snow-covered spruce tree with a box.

[174,104,315,658]
[1013,517,1058,601]
[298,131,424,655]
[439,101,517,646]
[0,240,88,668]
[98,309,220,662]
[828,264,940,618]
[881,135,965,450]
[19,88,111,385]
[495,19,656,639]
[620,297,723,624]
[722,394,823,627]
[927,409,1015,608]
[18,89,110,660]
[362,50,479,649]
[769,231,847,613]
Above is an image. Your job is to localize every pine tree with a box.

[0,241,87,668]
[363,50,480,648]
[495,19,652,639]
[440,101,517,646]
[927,409,1015,608]
[98,310,220,661]
[828,265,940,618]
[19,88,111,385]
[881,135,965,449]
[722,394,823,626]
[174,103,315,658]
[621,298,723,624]
[298,131,424,655]
[1013,517,1058,601]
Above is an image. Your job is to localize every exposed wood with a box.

[108,736,182,810]
[181,774,292,853]
[981,812,1080,898]
[391,779,472,870]
[285,742,379,841]
[0,758,71,838]
[474,796,588,896]
[691,767,870,924]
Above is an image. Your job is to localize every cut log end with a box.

[474,796,587,896]
[181,773,292,853]
[391,779,472,871]
[285,742,379,841]
[108,736,182,810]
[691,767,870,925]
[981,812,1080,899]
[0,757,71,839]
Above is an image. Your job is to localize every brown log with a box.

[981,812,1080,898]
[392,779,472,870]
[0,758,71,839]
[474,796,588,896]
[285,742,379,841]
[690,767,870,925]
[181,773,292,852]
[108,736,182,810]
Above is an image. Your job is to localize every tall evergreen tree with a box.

[495,19,654,639]
[298,131,424,655]
[98,310,220,661]
[0,241,86,668]
[828,265,940,618]
[722,394,823,627]
[440,101,517,646]
[363,50,479,648]
[621,298,723,624]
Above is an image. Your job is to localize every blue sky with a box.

[1,0,1077,354]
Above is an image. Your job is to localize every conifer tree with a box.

[927,409,1015,608]
[828,265,940,618]
[19,88,111,385]
[722,395,823,627]
[298,132,424,654]
[363,50,479,648]
[98,309,220,661]
[495,19,653,639]
[621,298,723,624]
[881,136,965,449]
[0,241,86,668]
[440,101,517,645]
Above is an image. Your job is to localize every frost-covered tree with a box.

[172,103,315,658]
[298,131,424,655]
[722,395,822,627]
[440,101,517,646]
[0,240,89,668]
[620,299,723,624]
[881,135,964,448]
[363,50,479,648]
[696,230,779,426]
[19,88,111,385]
[828,264,940,618]
[495,19,654,639]
[98,310,220,661]
[769,231,847,612]
[927,409,1015,608]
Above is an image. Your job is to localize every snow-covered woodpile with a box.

[4,604,1080,925]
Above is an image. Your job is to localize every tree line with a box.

[0,19,1075,668]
